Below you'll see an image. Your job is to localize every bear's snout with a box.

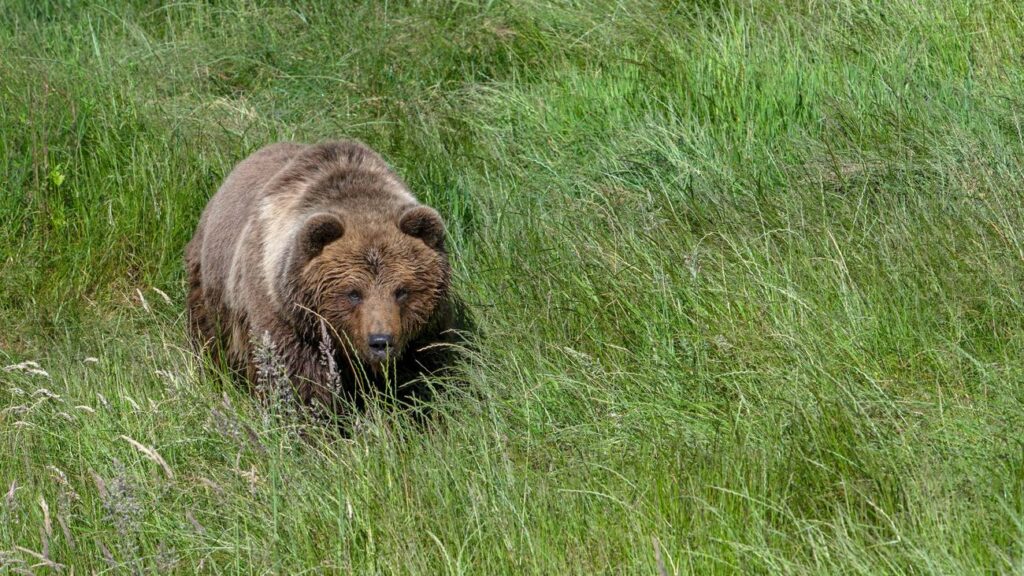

[367,333,394,361]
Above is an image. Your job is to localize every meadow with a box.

[2,0,1024,573]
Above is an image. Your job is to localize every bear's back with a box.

[195,142,308,298]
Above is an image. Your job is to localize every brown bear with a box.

[185,140,464,414]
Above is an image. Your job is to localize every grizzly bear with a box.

[185,140,464,414]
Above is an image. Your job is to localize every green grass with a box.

[2,0,1024,572]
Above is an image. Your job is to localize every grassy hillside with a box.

[2,0,1024,573]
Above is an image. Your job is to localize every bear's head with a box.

[288,205,450,369]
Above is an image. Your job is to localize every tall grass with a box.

[2,1,1023,573]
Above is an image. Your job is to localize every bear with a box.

[185,140,464,415]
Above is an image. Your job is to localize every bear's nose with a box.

[368,333,394,358]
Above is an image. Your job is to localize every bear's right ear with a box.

[296,213,345,261]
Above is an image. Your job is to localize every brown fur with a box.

[185,140,462,413]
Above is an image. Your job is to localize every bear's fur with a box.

[185,140,462,412]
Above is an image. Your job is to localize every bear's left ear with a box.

[399,205,446,251]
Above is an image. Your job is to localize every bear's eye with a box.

[394,288,409,302]
[346,290,363,305]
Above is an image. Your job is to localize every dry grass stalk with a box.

[3,361,50,378]
[197,477,224,495]
[13,545,64,571]
[120,435,175,479]
[186,510,206,534]
[47,466,79,551]
[98,540,117,568]
[240,420,268,454]
[124,396,141,411]
[38,525,50,566]
[152,287,172,305]
[5,480,17,508]
[90,470,108,500]
[57,514,75,551]
[38,495,52,538]
[652,536,668,576]
[135,288,151,312]
[0,552,29,575]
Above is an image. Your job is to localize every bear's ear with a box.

[399,205,446,251]
[297,212,345,261]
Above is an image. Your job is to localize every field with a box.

[2,1,1024,573]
